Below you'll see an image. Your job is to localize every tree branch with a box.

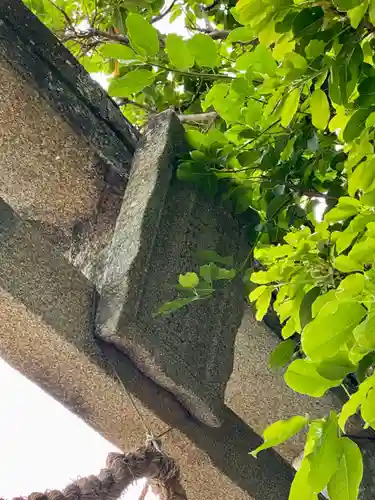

[178,111,218,123]
[193,27,230,40]
[151,0,178,23]
[117,98,156,113]
[46,0,74,29]
[62,28,130,45]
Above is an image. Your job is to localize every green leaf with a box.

[336,230,359,254]
[187,34,218,68]
[353,314,375,349]
[308,412,342,493]
[216,267,236,280]
[328,438,363,500]
[281,88,300,127]
[338,273,365,296]
[266,194,290,220]
[227,27,254,43]
[333,0,362,10]
[349,159,375,196]
[249,285,268,302]
[305,39,326,60]
[356,76,375,107]
[357,351,375,382]
[292,7,324,37]
[334,255,363,273]
[126,13,159,57]
[312,290,337,318]
[166,34,194,70]
[178,272,199,289]
[108,70,155,97]
[310,89,330,130]
[361,386,375,425]
[255,286,272,321]
[316,352,356,381]
[285,359,341,397]
[250,416,308,457]
[196,250,233,267]
[289,459,318,500]
[348,1,369,28]
[338,377,373,431]
[325,205,359,224]
[343,108,372,143]
[99,44,140,62]
[156,297,196,315]
[269,339,296,369]
[302,302,367,361]
[370,0,375,24]
[349,238,375,264]
[299,287,320,329]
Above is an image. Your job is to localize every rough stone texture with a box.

[0,197,295,500]
[97,110,249,428]
[226,309,340,462]
[0,56,125,282]
[0,0,139,177]
[226,309,375,500]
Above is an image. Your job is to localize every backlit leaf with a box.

[343,108,372,143]
[338,377,373,431]
[289,459,318,500]
[348,1,369,28]
[281,88,300,127]
[166,34,194,70]
[327,438,363,500]
[227,27,254,43]
[187,34,218,67]
[99,44,141,62]
[349,159,375,196]
[301,302,366,361]
[308,412,342,493]
[250,416,308,457]
[126,13,159,57]
[333,0,362,10]
[156,297,196,315]
[353,314,375,349]
[108,70,155,97]
[361,387,375,425]
[178,272,199,289]
[310,89,330,130]
[334,255,363,272]
[255,287,272,321]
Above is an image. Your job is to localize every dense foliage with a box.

[25,0,375,497]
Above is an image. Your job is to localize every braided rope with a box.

[5,443,187,500]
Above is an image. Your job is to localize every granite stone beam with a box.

[0,197,295,500]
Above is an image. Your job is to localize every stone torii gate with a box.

[1,2,374,499]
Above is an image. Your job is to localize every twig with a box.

[152,62,234,80]
[138,480,149,500]
[203,0,221,11]
[62,28,130,45]
[151,0,178,23]
[192,27,230,40]
[46,0,74,28]
[117,98,156,113]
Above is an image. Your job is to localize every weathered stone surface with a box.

[0,197,295,500]
[97,110,249,427]
[0,0,139,176]
[226,308,375,499]
[0,53,126,284]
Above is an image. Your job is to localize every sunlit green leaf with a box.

[289,459,318,500]
[250,416,308,457]
[308,412,342,493]
[165,34,194,70]
[126,13,159,57]
[285,359,341,397]
[339,377,373,431]
[108,70,155,97]
[99,44,141,62]
[310,89,330,130]
[343,108,373,143]
[187,34,218,67]
[269,339,296,369]
[302,302,366,361]
[348,1,369,28]
[178,272,199,288]
[281,88,300,127]
[328,438,363,500]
